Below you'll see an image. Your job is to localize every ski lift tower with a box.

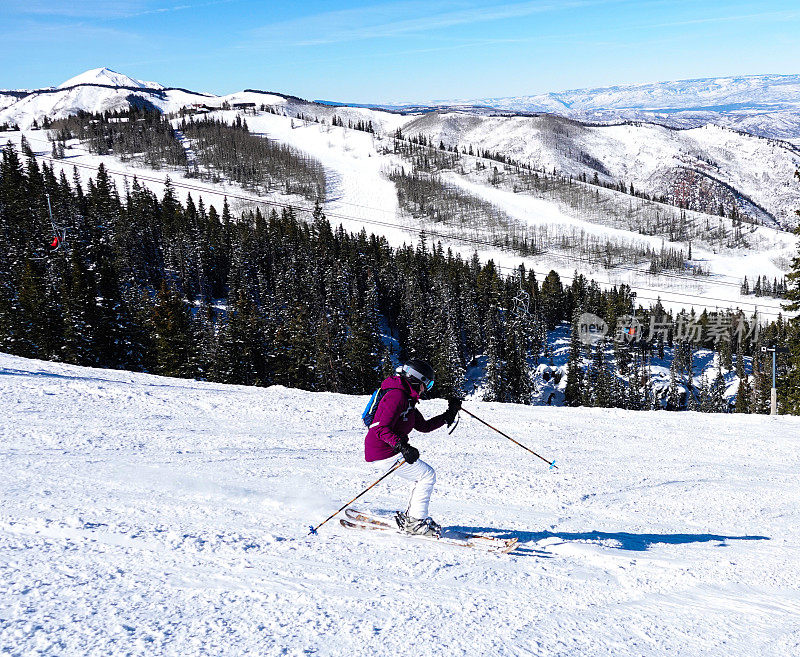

[762,345,789,415]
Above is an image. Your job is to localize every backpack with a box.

[362,387,387,427]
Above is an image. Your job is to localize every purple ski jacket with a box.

[364,375,448,462]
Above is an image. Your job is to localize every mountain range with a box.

[4,69,800,141]
[376,74,800,141]
[2,68,799,230]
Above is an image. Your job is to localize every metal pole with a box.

[771,349,777,416]
[460,408,557,469]
[308,459,405,535]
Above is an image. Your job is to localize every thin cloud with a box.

[1,0,238,20]
[114,0,241,20]
[1,19,147,45]
[651,8,800,29]
[1,1,150,19]
[247,0,629,47]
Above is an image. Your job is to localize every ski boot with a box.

[395,511,441,537]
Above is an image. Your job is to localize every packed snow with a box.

[1,353,799,656]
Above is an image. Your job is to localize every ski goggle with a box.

[399,364,434,392]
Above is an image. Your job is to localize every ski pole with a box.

[308,458,406,535]
[460,408,557,469]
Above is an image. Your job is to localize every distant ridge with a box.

[57,67,164,91]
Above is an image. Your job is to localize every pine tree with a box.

[483,302,505,402]
[591,340,612,408]
[782,178,800,414]
[711,369,726,412]
[627,351,646,410]
[667,358,681,410]
[564,309,585,406]
[149,281,197,379]
[61,244,98,365]
[735,374,752,413]
[272,303,315,390]
[15,260,54,358]
[343,285,383,395]
[504,309,533,404]
[427,280,466,399]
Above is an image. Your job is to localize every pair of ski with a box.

[340,508,519,555]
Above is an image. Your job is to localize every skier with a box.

[364,358,461,536]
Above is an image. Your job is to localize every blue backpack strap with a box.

[362,387,387,427]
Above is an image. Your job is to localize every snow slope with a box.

[400,112,800,228]
[3,112,794,322]
[1,353,799,656]
[222,113,794,320]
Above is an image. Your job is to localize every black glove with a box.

[397,437,420,464]
[443,398,462,426]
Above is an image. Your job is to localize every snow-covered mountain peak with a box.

[57,67,162,90]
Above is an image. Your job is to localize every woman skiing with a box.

[364,358,460,536]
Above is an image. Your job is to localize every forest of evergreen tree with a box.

[2,134,799,413]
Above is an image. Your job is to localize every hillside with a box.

[2,67,797,330]
[4,121,793,324]
[400,112,800,229]
[3,68,799,233]
[1,352,798,655]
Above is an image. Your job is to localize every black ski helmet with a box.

[398,358,435,393]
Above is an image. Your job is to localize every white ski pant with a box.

[395,459,436,519]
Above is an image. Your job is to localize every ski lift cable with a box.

[24,133,759,290]
[38,150,756,295]
[31,153,788,319]
[26,137,769,291]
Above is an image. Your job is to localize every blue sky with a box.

[2,0,799,103]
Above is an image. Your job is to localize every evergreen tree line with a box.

[179,115,326,201]
[740,274,788,298]
[50,109,187,170]
[561,299,800,414]
[0,138,637,401]
[2,140,799,412]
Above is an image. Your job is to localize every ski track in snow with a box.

[1,353,799,656]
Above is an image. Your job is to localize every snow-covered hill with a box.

[4,110,795,323]
[2,68,798,323]
[3,68,800,228]
[385,74,800,141]
[0,68,402,136]
[1,352,799,655]
[401,112,800,228]
[57,67,165,91]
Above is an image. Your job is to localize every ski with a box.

[346,508,514,545]
[341,509,519,554]
[339,518,519,554]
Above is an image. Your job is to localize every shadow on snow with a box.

[449,526,770,553]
